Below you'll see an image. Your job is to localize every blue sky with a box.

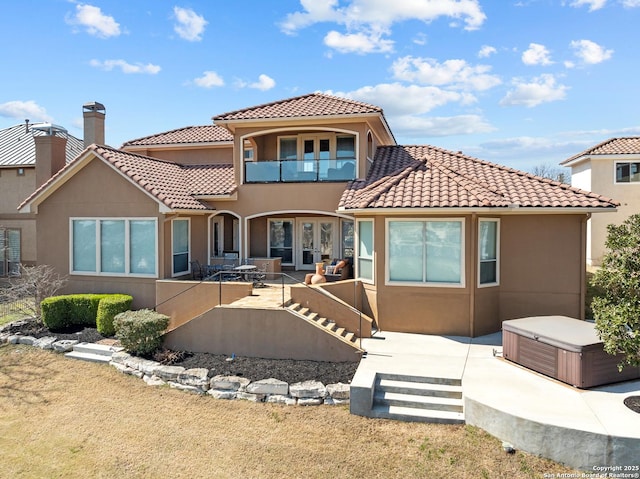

[1,0,639,172]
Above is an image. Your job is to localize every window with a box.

[269,219,294,264]
[0,228,21,277]
[172,219,190,276]
[357,220,373,282]
[279,137,297,160]
[341,220,354,259]
[478,219,499,286]
[387,219,464,286]
[70,218,157,277]
[615,162,640,183]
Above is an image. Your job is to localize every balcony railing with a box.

[244,158,356,183]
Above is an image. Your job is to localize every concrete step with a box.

[377,372,462,387]
[374,391,463,413]
[377,378,462,399]
[65,351,113,364]
[72,342,123,357]
[370,404,465,424]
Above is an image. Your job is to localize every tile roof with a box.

[121,125,233,148]
[213,92,383,121]
[20,145,236,212]
[562,137,640,164]
[0,123,84,167]
[339,145,618,210]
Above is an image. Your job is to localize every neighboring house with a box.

[19,93,617,337]
[0,118,85,276]
[561,137,640,266]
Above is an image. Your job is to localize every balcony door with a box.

[297,218,337,270]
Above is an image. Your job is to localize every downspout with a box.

[580,213,591,320]
[469,214,477,337]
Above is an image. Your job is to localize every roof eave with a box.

[122,141,233,151]
[337,206,618,215]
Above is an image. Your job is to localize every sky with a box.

[1,0,639,173]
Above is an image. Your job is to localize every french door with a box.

[297,219,337,270]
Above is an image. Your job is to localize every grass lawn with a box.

[0,345,578,479]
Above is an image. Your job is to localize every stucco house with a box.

[0,116,86,276]
[18,93,617,342]
[561,137,640,266]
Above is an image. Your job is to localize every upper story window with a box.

[245,132,357,183]
[478,219,499,287]
[615,162,640,183]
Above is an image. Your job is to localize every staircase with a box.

[65,342,124,364]
[370,373,464,424]
[287,302,361,348]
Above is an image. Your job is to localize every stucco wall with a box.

[128,146,233,165]
[1,167,37,265]
[34,158,165,309]
[583,158,634,265]
[163,307,362,362]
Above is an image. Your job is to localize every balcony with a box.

[245,158,356,183]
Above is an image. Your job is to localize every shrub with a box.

[41,293,133,333]
[96,295,133,336]
[114,309,170,356]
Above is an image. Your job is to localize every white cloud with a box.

[500,74,569,107]
[90,59,161,74]
[249,74,276,91]
[281,0,486,54]
[391,56,501,91]
[193,71,224,88]
[622,0,640,6]
[391,114,495,138]
[173,6,207,41]
[0,100,53,122]
[66,4,121,38]
[570,39,613,64]
[522,43,553,66]
[330,82,476,117]
[478,45,496,58]
[324,30,394,54]
[570,0,607,11]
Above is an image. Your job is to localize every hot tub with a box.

[502,316,640,388]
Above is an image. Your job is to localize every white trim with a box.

[613,160,640,184]
[356,218,374,284]
[171,218,191,277]
[384,217,466,288]
[69,217,158,278]
[478,218,500,288]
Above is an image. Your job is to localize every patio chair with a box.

[252,263,268,288]
[190,260,204,280]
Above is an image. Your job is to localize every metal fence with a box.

[0,296,34,319]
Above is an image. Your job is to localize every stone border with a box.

[0,331,350,406]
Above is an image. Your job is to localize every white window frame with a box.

[69,217,158,278]
[356,219,374,283]
[385,218,465,288]
[0,227,21,277]
[478,218,500,288]
[171,218,191,277]
[614,161,640,184]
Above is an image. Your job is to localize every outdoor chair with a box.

[251,263,268,288]
[190,260,204,280]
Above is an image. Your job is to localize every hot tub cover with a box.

[502,316,602,353]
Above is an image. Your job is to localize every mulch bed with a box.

[1,318,358,385]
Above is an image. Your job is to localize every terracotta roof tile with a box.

[213,92,382,121]
[340,145,618,210]
[121,125,233,147]
[562,137,640,164]
[20,145,236,212]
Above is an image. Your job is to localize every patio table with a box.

[234,264,257,281]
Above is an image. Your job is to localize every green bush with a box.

[41,296,72,330]
[114,309,169,356]
[96,295,134,336]
[41,293,133,333]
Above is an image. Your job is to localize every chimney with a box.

[83,101,106,147]
[33,124,68,187]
